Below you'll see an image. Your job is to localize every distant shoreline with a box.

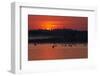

[28,29,87,43]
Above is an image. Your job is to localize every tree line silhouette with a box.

[28,29,87,44]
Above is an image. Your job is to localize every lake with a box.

[28,43,88,60]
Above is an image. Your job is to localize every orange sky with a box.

[28,15,88,31]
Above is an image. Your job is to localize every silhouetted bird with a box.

[68,44,72,47]
[34,43,37,46]
[52,45,55,48]
[52,44,57,48]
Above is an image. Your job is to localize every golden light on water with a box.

[28,15,88,60]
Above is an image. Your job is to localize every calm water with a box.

[28,43,88,60]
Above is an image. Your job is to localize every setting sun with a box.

[41,22,55,30]
[28,15,87,31]
[28,15,88,61]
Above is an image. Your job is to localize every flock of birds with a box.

[33,43,87,48]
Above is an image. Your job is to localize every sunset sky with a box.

[28,15,88,31]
